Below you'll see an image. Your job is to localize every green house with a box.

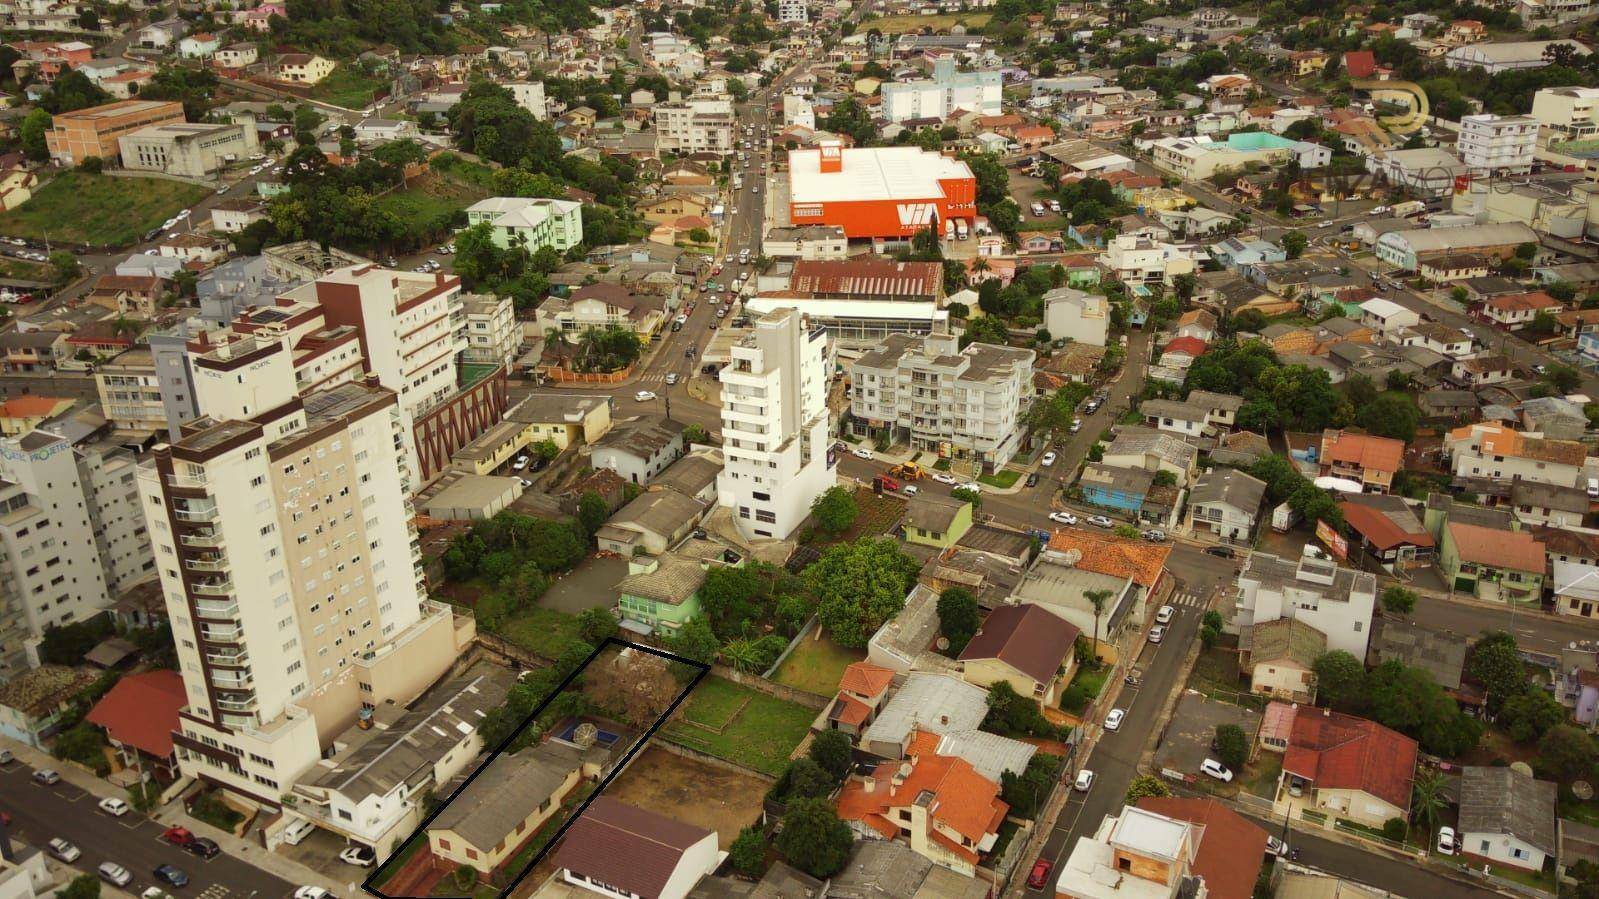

[616,555,707,634]
[1437,521,1546,603]
[904,493,973,550]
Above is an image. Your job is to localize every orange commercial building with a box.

[45,99,186,166]
[787,141,978,241]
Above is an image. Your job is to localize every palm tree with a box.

[1085,589,1111,665]
[719,639,761,674]
[1410,770,1447,836]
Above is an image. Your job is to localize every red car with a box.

[1027,859,1053,890]
[161,827,221,858]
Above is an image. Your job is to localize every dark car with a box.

[1204,546,1235,559]
[1025,471,1040,487]
[154,865,190,888]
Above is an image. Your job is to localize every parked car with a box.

[1086,515,1114,528]
[1049,511,1079,525]
[98,797,131,817]
[1148,625,1166,644]
[1027,858,1054,890]
[31,769,59,786]
[634,390,657,402]
[153,865,189,888]
[852,447,874,460]
[98,863,133,888]
[1436,826,1457,855]
[1200,758,1234,782]
[162,828,219,858]
[1105,708,1126,731]
[1069,419,1083,433]
[1041,451,1057,467]
[902,485,919,496]
[0,749,13,765]
[1156,605,1175,624]
[511,455,530,471]
[1026,472,1040,487]
[1142,529,1167,542]
[959,482,982,494]
[1074,769,1096,792]
[1265,836,1289,858]
[932,473,959,485]
[294,889,335,899]
[46,838,80,863]
[1204,546,1235,559]
[339,846,377,867]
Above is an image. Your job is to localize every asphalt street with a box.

[0,761,296,899]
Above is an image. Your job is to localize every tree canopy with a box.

[805,538,920,647]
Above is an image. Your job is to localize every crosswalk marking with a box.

[1168,591,1207,609]
[196,885,230,899]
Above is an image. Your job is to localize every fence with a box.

[653,729,778,783]
[709,663,831,711]
[761,614,819,680]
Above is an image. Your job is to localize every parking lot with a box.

[1154,691,1263,779]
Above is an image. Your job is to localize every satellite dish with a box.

[1574,781,1593,801]
[935,636,950,651]
[1511,761,1534,778]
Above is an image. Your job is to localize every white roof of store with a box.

[788,146,974,204]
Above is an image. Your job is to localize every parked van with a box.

[1030,201,1047,217]
[282,818,315,846]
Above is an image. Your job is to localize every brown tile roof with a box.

[1284,709,1418,811]
[838,661,895,698]
[1045,529,1171,587]
[1485,291,1562,313]
[552,797,714,897]
[835,730,1007,865]
[789,259,942,299]
[1320,429,1404,474]
[957,603,1078,685]
[1339,500,1435,552]
[1136,797,1268,899]
[1448,521,1545,573]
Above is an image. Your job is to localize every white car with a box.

[1049,511,1079,525]
[665,373,679,385]
[958,482,982,494]
[339,846,377,867]
[1104,708,1125,731]
[635,390,657,402]
[1074,769,1095,792]
[1069,419,1083,433]
[1200,758,1234,782]
[512,455,530,471]
[46,839,80,863]
[1436,826,1457,856]
[1155,605,1175,624]
[1086,515,1114,528]
[1041,451,1057,467]
[932,473,959,485]
[98,797,131,817]
[1148,625,1165,644]
[294,889,335,899]
[851,447,874,460]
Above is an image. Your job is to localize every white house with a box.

[552,797,723,899]
[1233,552,1377,657]
[1189,468,1266,541]
[1358,298,1420,338]
[1457,766,1556,872]
[1042,287,1109,347]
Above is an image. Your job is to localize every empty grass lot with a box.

[308,64,387,109]
[664,677,814,776]
[498,607,581,661]
[371,174,488,228]
[773,635,862,696]
[0,173,209,248]
[871,13,991,33]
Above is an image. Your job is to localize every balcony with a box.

[184,555,229,573]
[216,695,258,714]
[199,624,243,642]
[192,577,235,597]
[193,598,239,618]
[165,471,209,489]
[207,648,249,666]
[173,502,219,523]
[180,529,225,548]
[211,670,253,689]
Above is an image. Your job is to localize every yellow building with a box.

[903,493,973,549]
[957,603,1079,707]
[427,743,589,876]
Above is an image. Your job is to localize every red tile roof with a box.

[838,661,894,698]
[552,797,715,898]
[1320,429,1404,475]
[958,603,1079,686]
[84,669,186,758]
[836,730,1007,864]
[1136,797,1268,899]
[1343,51,1377,78]
[1162,336,1209,358]
[789,259,942,299]
[1485,291,1562,313]
[1339,501,1434,552]
[1046,529,1171,587]
[1447,521,1545,573]
[1283,709,1417,811]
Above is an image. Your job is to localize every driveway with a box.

[0,761,296,899]
[539,555,631,614]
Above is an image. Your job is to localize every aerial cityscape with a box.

[6,0,1599,898]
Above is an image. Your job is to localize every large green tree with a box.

[1312,650,1366,709]
[775,798,853,877]
[810,485,859,534]
[936,587,981,654]
[1467,631,1527,714]
[805,538,920,647]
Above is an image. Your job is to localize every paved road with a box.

[1034,583,1207,894]
[0,761,296,899]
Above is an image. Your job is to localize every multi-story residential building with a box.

[1272,704,1418,830]
[1458,114,1538,175]
[460,294,518,369]
[138,379,470,808]
[1445,421,1590,489]
[463,197,584,253]
[1098,234,1198,285]
[1318,429,1405,493]
[1439,521,1547,603]
[44,99,185,167]
[655,96,736,155]
[778,0,808,22]
[274,53,334,84]
[1042,288,1109,347]
[1532,86,1599,140]
[850,331,1034,471]
[717,307,834,540]
[1233,551,1378,657]
[1188,468,1266,541]
[880,57,1002,124]
[1058,801,1268,899]
[504,81,548,119]
[96,348,167,440]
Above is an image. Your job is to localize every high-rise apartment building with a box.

[655,97,736,155]
[880,58,1002,124]
[778,0,808,23]
[139,379,467,806]
[1458,113,1538,175]
[717,308,834,540]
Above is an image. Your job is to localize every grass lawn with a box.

[0,258,50,282]
[773,635,863,695]
[664,677,814,776]
[871,12,991,33]
[308,64,387,109]
[1243,752,1282,799]
[372,174,489,228]
[1060,664,1109,714]
[498,606,581,661]
[0,173,209,248]
[979,469,1022,489]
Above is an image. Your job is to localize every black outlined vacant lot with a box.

[365,638,709,899]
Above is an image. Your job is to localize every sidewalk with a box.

[1,737,349,895]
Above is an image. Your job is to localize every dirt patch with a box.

[606,746,768,848]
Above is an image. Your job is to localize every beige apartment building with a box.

[45,99,185,166]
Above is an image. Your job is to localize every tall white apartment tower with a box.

[1458,113,1538,176]
[717,308,835,540]
[139,380,465,806]
[779,0,809,24]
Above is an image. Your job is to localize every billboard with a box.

[1315,520,1349,561]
